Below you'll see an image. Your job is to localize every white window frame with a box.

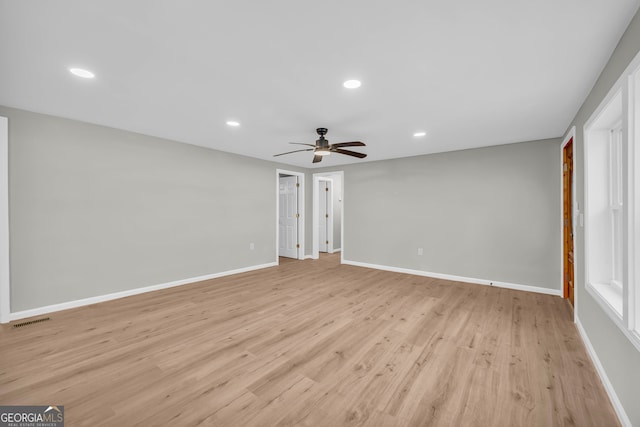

[585,88,624,319]
[584,50,640,352]
[609,124,623,289]
[631,61,640,336]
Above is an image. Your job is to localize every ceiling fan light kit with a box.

[273,127,367,164]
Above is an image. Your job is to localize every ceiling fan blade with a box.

[289,142,317,147]
[331,141,365,148]
[332,148,367,158]
[312,155,323,163]
[273,148,314,157]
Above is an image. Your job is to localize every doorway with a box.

[313,171,343,260]
[317,178,333,254]
[562,132,575,307]
[276,170,305,261]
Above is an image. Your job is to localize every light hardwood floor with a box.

[0,254,619,426]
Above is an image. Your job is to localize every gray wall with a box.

[334,140,561,290]
[1,106,299,312]
[567,8,640,426]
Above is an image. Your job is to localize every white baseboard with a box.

[331,248,342,253]
[8,262,277,322]
[341,259,562,297]
[575,317,631,427]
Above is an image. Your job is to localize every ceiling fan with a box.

[274,128,367,163]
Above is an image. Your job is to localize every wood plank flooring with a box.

[0,254,619,426]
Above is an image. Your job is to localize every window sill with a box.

[587,282,623,317]
[586,282,640,353]
[610,280,623,293]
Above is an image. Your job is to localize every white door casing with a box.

[326,180,334,253]
[276,169,305,261]
[317,179,333,253]
[313,172,341,259]
[278,175,299,259]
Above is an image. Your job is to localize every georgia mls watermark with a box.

[0,406,64,427]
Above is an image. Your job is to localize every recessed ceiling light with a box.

[226,120,240,127]
[69,68,95,79]
[343,79,362,89]
[413,131,427,137]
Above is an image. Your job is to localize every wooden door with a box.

[563,139,575,306]
[279,175,299,259]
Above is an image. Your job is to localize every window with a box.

[585,90,624,317]
[609,125,623,288]
[584,51,640,350]
[633,63,640,336]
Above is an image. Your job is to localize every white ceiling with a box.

[1,1,639,168]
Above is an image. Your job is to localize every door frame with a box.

[561,126,577,320]
[316,177,334,255]
[313,171,344,260]
[1,116,9,323]
[276,169,305,262]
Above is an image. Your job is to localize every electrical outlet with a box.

[417,248,423,256]
[249,243,255,250]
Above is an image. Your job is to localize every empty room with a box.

[1,1,640,426]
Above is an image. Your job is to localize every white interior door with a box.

[279,175,298,258]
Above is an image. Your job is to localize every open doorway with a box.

[317,178,333,254]
[276,169,305,261]
[313,171,343,260]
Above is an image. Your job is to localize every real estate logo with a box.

[0,405,64,427]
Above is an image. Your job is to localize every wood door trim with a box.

[561,128,576,309]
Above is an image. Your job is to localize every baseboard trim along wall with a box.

[576,317,631,427]
[342,259,562,297]
[8,262,278,322]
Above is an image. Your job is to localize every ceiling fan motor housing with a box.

[316,138,329,149]
[315,128,329,149]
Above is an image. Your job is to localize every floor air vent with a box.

[13,317,51,328]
